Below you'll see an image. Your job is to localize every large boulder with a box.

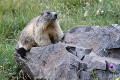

[14,24,120,80]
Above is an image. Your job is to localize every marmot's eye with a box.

[47,12,50,15]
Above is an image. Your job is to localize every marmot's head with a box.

[37,10,58,26]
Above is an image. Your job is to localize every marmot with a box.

[17,10,63,58]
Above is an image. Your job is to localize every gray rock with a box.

[14,43,87,80]
[83,55,93,64]
[79,71,91,80]
[65,45,92,60]
[64,25,120,58]
[76,48,92,60]
[14,24,120,80]
[88,59,106,70]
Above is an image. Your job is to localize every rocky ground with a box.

[14,24,120,80]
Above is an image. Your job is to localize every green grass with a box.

[0,0,120,80]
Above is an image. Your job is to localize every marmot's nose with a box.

[54,14,57,19]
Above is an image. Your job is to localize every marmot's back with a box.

[18,17,39,49]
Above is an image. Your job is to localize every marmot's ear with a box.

[41,12,44,15]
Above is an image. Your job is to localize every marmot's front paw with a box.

[17,48,27,59]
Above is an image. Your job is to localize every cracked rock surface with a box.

[14,24,120,80]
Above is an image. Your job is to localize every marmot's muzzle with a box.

[52,13,57,21]
[54,14,57,19]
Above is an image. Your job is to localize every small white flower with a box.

[96,9,100,15]
[84,11,88,17]
[0,65,3,68]
[99,0,103,2]
[86,2,90,7]
[101,10,104,14]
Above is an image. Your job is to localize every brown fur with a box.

[18,11,63,50]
